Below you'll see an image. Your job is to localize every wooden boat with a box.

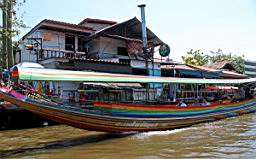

[0,65,256,132]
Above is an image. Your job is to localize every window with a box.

[65,35,75,51]
[78,36,88,52]
[117,47,128,56]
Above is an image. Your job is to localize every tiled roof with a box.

[22,19,94,40]
[85,58,129,65]
[43,19,94,30]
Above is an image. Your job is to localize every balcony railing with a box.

[39,49,87,61]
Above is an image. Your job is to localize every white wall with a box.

[18,30,41,63]
[17,29,75,64]
[130,60,160,70]
[41,29,65,50]
[100,37,126,54]
[88,37,127,59]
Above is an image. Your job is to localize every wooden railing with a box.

[39,49,87,61]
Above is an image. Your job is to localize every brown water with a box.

[1,113,256,159]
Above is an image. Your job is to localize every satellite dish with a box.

[159,43,170,57]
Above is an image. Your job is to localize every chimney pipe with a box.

[138,4,148,54]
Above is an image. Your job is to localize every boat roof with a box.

[11,65,256,84]
[161,64,247,79]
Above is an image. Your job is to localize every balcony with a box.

[39,49,87,61]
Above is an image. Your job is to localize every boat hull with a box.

[1,87,256,132]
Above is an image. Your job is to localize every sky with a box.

[12,0,256,61]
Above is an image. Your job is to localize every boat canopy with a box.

[11,65,256,84]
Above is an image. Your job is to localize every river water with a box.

[1,113,256,159]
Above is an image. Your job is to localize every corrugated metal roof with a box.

[161,64,247,79]
[204,61,228,69]
[87,17,163,46]
[161,65,197,71]
[78,18,117,25]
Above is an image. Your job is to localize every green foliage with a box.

[0,0,27,38]
[182,49,245,73]
[182,49,208,66]
[12,0,27,36]
[209,49,244,73]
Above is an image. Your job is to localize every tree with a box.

[182,49,245,73]
[0,0,26,36]
[209,49,244,73]
[0,0,27,68]
[11,0,27,36]
[182,49,208,66]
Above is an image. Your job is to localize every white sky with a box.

[8,0,256,62]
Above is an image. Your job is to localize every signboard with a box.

[159,43,170,57]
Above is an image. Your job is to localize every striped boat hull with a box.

[1,87,256,132]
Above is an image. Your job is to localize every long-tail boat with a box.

[0,65,256,132]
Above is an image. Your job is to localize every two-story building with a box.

[17,17,164,101]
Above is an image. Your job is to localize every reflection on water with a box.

[1,113,256,159]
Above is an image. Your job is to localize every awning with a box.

[86,17,163,46]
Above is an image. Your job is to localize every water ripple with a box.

[1,114,256,159]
